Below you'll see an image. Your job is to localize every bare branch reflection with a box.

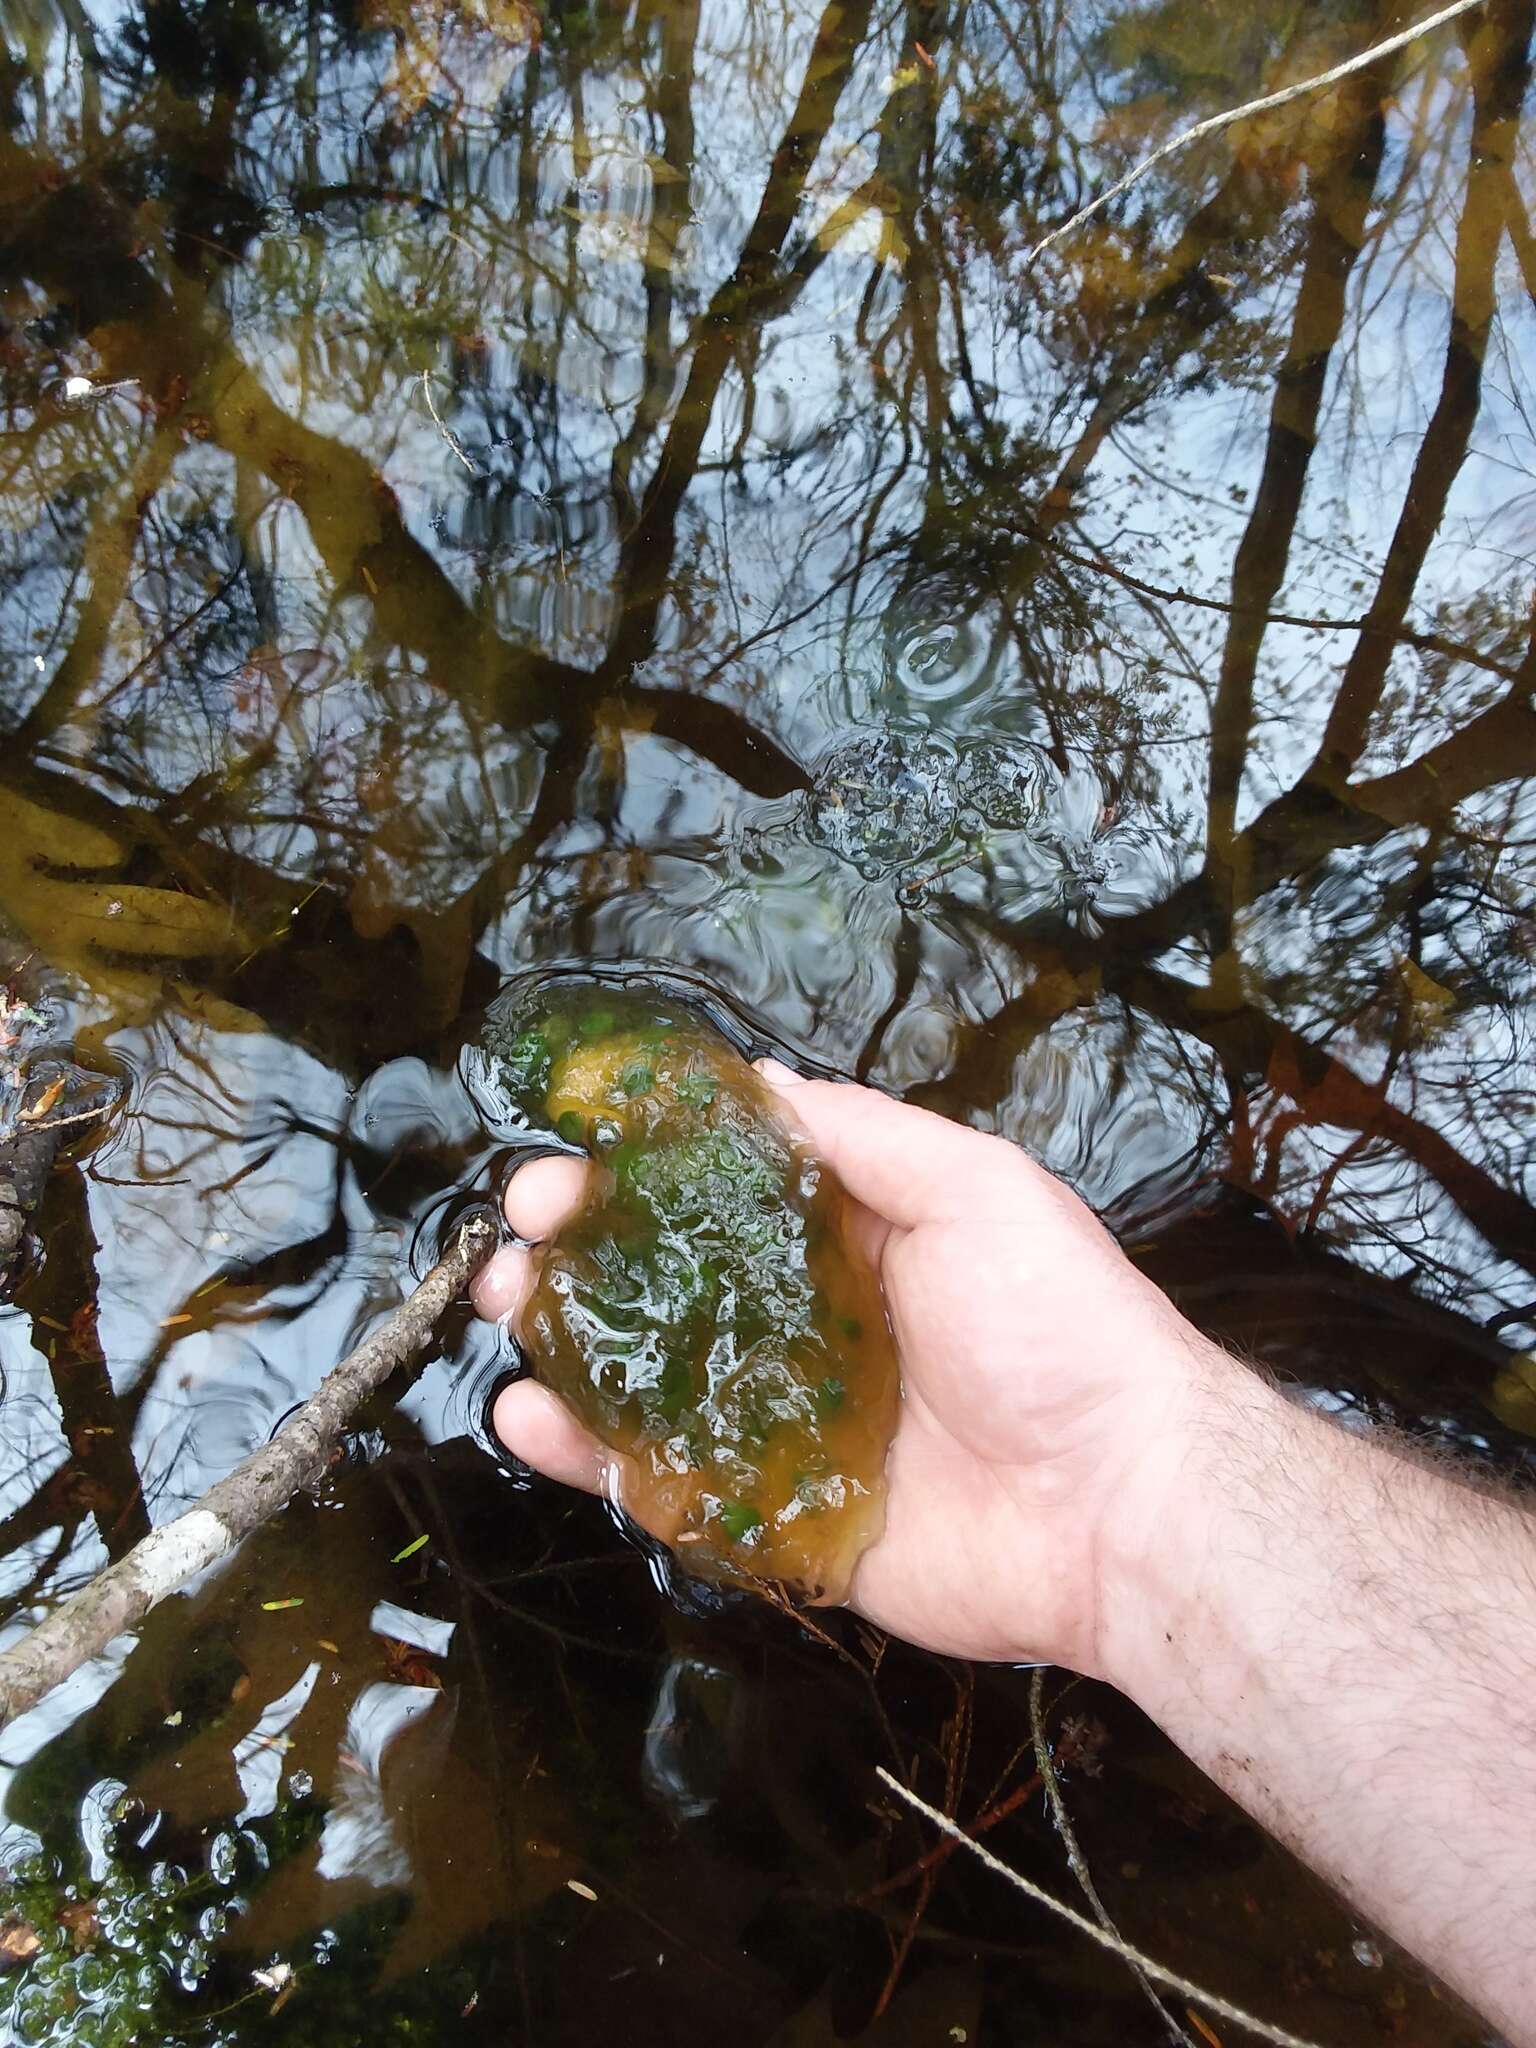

[0,0,1534,2025]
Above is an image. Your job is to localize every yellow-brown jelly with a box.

[472,981,899,1599]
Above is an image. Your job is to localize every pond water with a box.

[0,0,1532,2040]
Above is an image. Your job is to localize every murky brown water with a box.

[0,0,1531,2040]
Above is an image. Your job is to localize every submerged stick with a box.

[875,1767,1327,2048]
[0,1212,497,1728]
[1028,1672,1194,2048]
[1028,0,1484,262]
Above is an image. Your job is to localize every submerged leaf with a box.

[0,1920,41,1968]
[17,1075,64,1122]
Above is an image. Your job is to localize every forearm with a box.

[1102,1345,1536,2042]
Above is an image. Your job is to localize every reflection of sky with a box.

[15,8,1528,840]
[0,1018,499,1632]
[314,1682,443,1890]
[236,1660,320,1820]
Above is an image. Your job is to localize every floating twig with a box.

[860,1766,1042,1900]
[1028,0,1484,262]
[419,369,479,474]
[12,1101,118,1138]
[0,1213,497,1726]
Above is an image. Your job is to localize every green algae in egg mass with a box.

[466,980,900,1601]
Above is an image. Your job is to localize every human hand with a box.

[472,1066,1217,1676]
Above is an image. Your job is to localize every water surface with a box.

[0,1,1532,2040]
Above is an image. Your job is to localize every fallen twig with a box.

[419,369,479,473]
[875,1767,1327,2048]
[0,1212,497,1727]
[1028,0,1484,263]
[11,1101,117,1139]
[1030,1671,1194,2048]
[860,1767,1042,1900]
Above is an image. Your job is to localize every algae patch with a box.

[464,979,900,1600]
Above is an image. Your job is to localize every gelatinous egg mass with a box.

[466,980,900,1600]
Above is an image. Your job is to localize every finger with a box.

[471,1242,538,1325]
[504,1152,592,1241]
[755,1063,1030,1229]
[492,1379,613,1496]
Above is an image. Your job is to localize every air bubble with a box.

[72,1953,113,2000]
[958,739,1057,831]
[132,1962,164,2005]
[884,615,989,709]
[11,1987,52,2044]
[238,1827,270,1872]
[803,729,959,876]
[178,1937,212,1990]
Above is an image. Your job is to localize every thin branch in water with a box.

[1029,1669,1194,2048]
[1028,0,1484,262]
[12,1102,118,1138]
[859,1765,1043,1901]
[0,1213,497,1727]
[419,370,479,474]
[875,1767,1327,2048]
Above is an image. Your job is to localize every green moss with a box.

[717,1501,763,1543]
[468,977,896,1592]
[478,1022,553,1106]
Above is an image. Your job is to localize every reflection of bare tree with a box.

[28,1164,151,1559]
[2,0,1536,1663]
[1307,0,1531,787]
[3,10,1536,2033]
[1204,16,1392,924]
[609,0,700,509]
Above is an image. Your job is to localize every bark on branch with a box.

[0,932,120,1296]
[0,1119,61,1292]
[0,1211,497,1728]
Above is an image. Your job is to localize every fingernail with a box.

[755,1057,805,1086]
